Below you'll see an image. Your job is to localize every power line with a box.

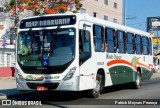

[127,22,146,26]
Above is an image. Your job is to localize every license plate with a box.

[37,86,48,91]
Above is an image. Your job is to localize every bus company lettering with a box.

[106,54,122,59]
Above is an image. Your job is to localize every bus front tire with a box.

[90,74,103,98]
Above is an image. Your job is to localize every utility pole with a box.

[124,0,127,26]
[14,0,19,35]
[15,0,18,28]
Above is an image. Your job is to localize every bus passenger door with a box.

[78,21,95,90]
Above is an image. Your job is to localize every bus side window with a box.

[93,25,104,52]
[142,36,149,55]
[105,28,116,53]
[113,30,117,51]
[149,37,152,55]
[146,37,150,55]
[135,35,142,54]
[117,30,125,53]
[132,34,135,52]
[127,32,134,54]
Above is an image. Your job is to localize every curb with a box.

[0,77,16,80]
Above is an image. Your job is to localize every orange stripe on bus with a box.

[107,60,132,67]
[107,59,150,70]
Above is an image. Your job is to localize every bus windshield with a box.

[17,28,75,67]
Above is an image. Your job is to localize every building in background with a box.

[80,0,122,24]
[0,0,123,77]
[0,0,15,77]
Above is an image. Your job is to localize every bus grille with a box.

[26,83,59,90]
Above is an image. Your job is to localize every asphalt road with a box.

[3,75,160,108]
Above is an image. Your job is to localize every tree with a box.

[4,0,82,16]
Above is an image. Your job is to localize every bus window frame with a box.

[105,27,117,53]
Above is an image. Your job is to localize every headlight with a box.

[63,67,76,81]
[15,68,24,80]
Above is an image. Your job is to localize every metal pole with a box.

[15,0,19,35]
[14,0,17,27]
[124,0,127,26]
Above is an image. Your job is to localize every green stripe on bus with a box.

[109,65,152,85]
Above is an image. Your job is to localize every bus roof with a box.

[20,13,151,37]
[77,13,150,37]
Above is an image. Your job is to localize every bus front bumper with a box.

[16,76,80,91]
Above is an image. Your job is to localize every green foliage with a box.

[34,11,41,16]
[3,0,83,16]
[3,2,11,12]
[9,0,15,7]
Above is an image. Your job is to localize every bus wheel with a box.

[132,72,141,89]
[90,74,102,98]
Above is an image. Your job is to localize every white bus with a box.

[15,13,153,98]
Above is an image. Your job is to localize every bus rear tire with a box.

[132,72,141,89]
[90,74,103,98]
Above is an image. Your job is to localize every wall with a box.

[81,0,122,24]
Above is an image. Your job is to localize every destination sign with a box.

[20,15,76,29]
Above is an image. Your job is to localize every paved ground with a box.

[0,71,160,100]
[0,77,16,99]
[0,77,33,99]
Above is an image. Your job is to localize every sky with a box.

[125,0,160,32]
